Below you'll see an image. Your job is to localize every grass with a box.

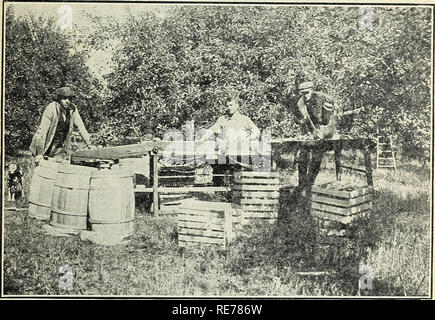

[2,153,431,297]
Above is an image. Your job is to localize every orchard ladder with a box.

[376,135,397,170]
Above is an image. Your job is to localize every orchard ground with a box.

[2,151,431,296]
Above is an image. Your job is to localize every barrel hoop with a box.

[50,220,86,230]
[51,208,88,216]
[53,184,90,190]
[28,200,51,208]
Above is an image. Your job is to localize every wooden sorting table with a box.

[271,137,377,186]
[71,140,269,216]
[71,137,375,216]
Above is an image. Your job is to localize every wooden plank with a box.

[71,141,157,162]
[241,211,278,218]
[178,211,224,222]
[224,208,233,248]
[178,240,222,248]
[232,184,280,191]
[311,209,370,224]
[234,171,280,178]
[177,220,223,231]
[178,214,224,226]
[239,204,278,211]
[133,185,230,193]
[234,198,279,205]
[311,194,372,207]
[311,185,373,198]
[153,153,159,216]
[161,204,185,210]
[178,234,225,245]
[312,184,373,198]
[178,228,224,238]
[311,201,373,216]
[178,208,224,218]
[179,199,233,211]
[158,186,229,192]
[160,193,189,200]
[233,178,280,185]
[232,190,280,198]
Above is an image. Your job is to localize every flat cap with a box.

[56,87,75,99]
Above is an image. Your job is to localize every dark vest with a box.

[45,109,71,157]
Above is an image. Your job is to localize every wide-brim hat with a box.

[56,87,75,99]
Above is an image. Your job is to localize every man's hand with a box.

[34,154,44,165]
[323,102,335,112]
[314,125,334,140]
[299,116,309,125]
[313,128,323,139]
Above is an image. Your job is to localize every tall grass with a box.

[2,154,431,296]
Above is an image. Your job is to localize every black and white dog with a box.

[7,163,23,202]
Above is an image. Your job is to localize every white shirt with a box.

[205,111,260,140]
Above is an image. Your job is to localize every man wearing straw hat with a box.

[294,73,342,194]
[30,86,93,165]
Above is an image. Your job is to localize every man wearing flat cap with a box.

[30,86,92,164]
[294,73,342,193]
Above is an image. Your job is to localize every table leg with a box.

[153,152,160,216]
[334,145,343,181]
[363,147,374,186]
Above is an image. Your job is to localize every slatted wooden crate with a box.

[232,171,280,224]
[310,182,373,236]
[159,194,191,215]
[177,199,242,249]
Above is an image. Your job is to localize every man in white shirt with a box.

[200,94,261,186]
[201,95,260,145]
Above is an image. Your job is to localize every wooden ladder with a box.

[376,135,397,170]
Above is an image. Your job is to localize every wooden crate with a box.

[232,171,280,224]
[177,199,242,249]
[310,183,373,236]
[158,195,193,215]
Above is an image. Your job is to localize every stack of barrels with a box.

[29,158,69,220]
[28,158,135,242]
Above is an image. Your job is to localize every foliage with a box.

[88,6,431,161]
[5,5,431,161]
[4,5,103,156]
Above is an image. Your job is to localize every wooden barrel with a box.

[28,158,67,220]
[50,164,95,230]
[88,169,135,238]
